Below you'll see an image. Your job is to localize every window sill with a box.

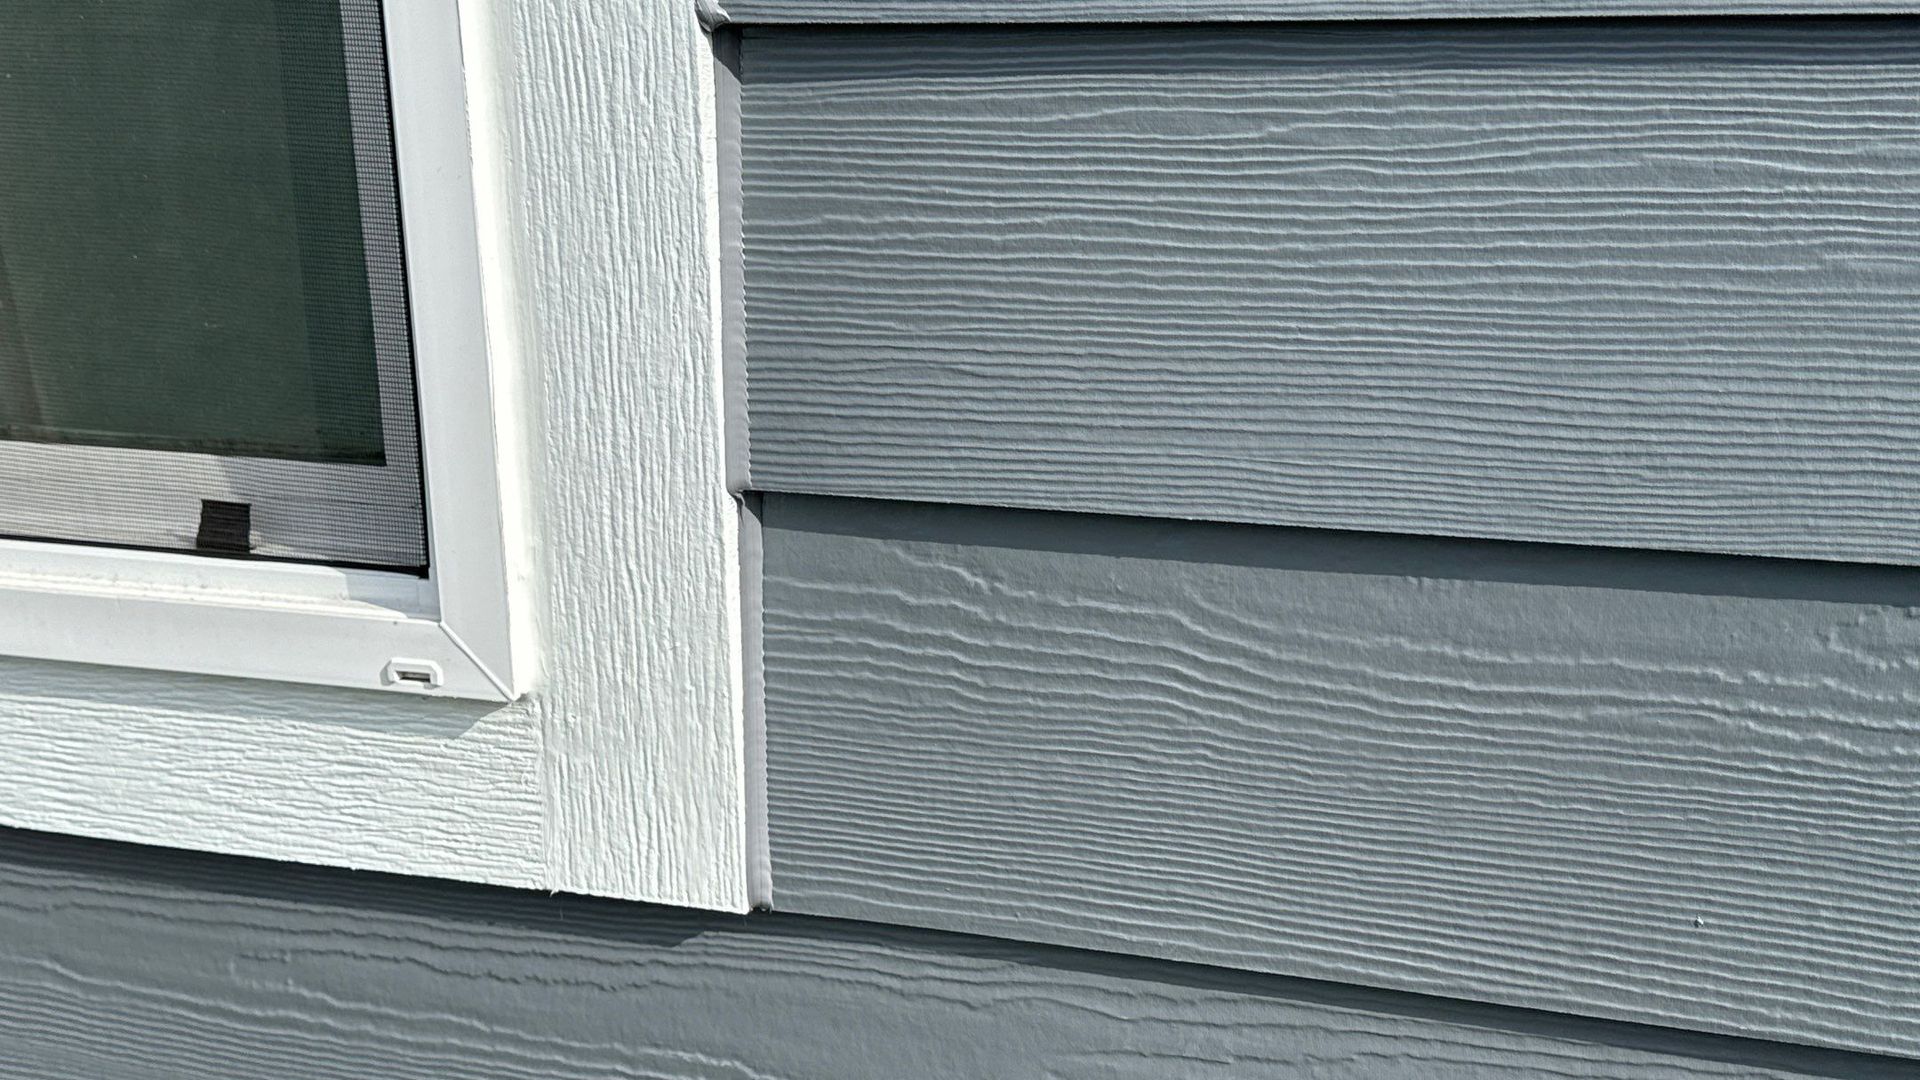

[0,540,516,700]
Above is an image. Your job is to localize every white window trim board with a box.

[0,0,526,703]
[0,0,756,911]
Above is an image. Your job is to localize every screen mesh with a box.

[0,0,427,571]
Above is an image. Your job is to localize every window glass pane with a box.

[0,0,384,464]
[0,0,427,571]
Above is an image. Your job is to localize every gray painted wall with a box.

[0,825,1913,1078]
[741,20,1920,566]
[724,2,1919,20]
[760,493,1920,1058]
[738,17,1920,1062]
[14,11,1919,1076]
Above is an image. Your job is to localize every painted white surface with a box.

[0,0,750,910]
[0,543,504,699]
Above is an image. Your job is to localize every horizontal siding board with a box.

[742,20,1920,566]
[760,494,1920,1058]
[724,3,1920,21]
[0,827,1913,1080]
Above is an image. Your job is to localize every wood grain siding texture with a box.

[760,494,1920,1058]
[505,0,748,903]
[741,21,1920,566]
[722,3,1920,20]
[1,827,1914,1080]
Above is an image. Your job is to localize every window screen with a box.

[0,0,426,571]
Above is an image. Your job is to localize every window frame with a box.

[0,0,434,571]
[0,0,527,702]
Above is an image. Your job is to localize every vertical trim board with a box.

[506,0,747,904]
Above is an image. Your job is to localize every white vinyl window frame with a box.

[0,0,527,702]
[0,0,432,571]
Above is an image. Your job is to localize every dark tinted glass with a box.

[0,0,386,464]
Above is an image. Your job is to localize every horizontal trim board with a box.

[760,493,1920,1058]
[742,18,1920,566]
[1,826,1914,1080]
[722,3,1920,20]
